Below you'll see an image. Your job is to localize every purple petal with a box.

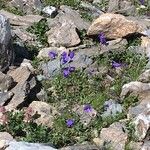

[98,32,108,46]
[63,68,70,77]
[61,52,69,64]
[112,61,122,68]
[140,0,144,5]
[84,104,92,113]
[68,51,75,59]
[48,51,57,59]
[69,66,75,72]
[66,119,74,127]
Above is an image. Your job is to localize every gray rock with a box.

[36,88,48,101]
[80,1,104,19]
[0,10,44,28]
[100,122,128,150]
[40,59,61,78]
[47,5,90,31]
[138,69,150,83]
[9,0,43,15]
[42,6,57,17]
[0,92,14,105]
[107,0,120,12]
[5,66,36,110]
[60,144,99,150]
[47,21,80,47]
[4,141,57,150]
[72,104,97,126]
[0,71,14,93]
[142,141,150,150]
[101,99,123,118]
[0,14,14,72]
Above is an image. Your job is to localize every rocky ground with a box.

[0,0,150,150]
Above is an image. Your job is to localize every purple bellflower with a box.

[66,119,74,127]
[98,32,108,46]
[63,66,75,77]
[48,51,57,59]
[84,104,92,113]
[139,0,145,5]
[61,51,75,64]
[112,61,122,68]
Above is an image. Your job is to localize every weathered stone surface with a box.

[87,13,141,39]
[37,47,67,59]
[142,141,150,150]
[120,81,150,99]
[80,1,103,19]
[107,0,120,12]
[128,141,143,150]
[138,69,150,83]
[3,141,57,150]
[47,5,90,31]
[101,99,123,118]
[0,72,14,93]
[140,36,150,59]
[0,132,13,141]
[5,66,36,110]
[72,104,97,126]
[133,104,150,141]
[0,14,13,72]
[47,21,80,47]
[12,28,37,45]
[60,144,99,150]
[100,122,128,150]
[0,10,43,28]
[27,101,59,128]
[9,0,43,15]
[100,38,128,54]
[0,92,14,105]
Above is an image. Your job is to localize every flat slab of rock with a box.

[87,13,141,39]
[0,10,43,28]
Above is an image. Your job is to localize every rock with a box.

[42,6,57,17]
[46,21,80,47]
[9,0,43,15]
[128,141,143,150]
[60,144,99,150]
[80,1,103,19]
[133,104,150,141]
[36,89,48,101]
[5,66,36,110]
[40,59,61,78]
[140,36,150,59]
[72,104,97,126]
[93,138,104,148]
[100,122,128,150]
[107,0,120,12]
[27,101,59,127]
[101,99,123,118]
[47,5,90,31]
[87,13,141,39]
[120,81,150,99]
[12,28,37,46]
[4,141,57,150]
[142,141,150,150]
[37,47,67,59]
[0,14,14,72]
[138,69,150,83]
[0,92,14,105]
[99,38,128,54]
[20,59,35,72]
[0,72,14,93]
[0,132,13,141]
[0,10,44,28]
[114,1,136,16]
